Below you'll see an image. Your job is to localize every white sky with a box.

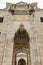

[0,0,43,9]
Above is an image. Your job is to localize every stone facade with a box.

[0,1,43,65]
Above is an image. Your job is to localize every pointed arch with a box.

[12,24,31,65]
[14,24,30,49]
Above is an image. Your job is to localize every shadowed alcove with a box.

[12,24,30,65]
[14,24,30,49]
[18,59,26,65]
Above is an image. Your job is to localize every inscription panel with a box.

[13,15,30,21]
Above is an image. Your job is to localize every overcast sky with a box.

[0,0,43,9]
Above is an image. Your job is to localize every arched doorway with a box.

[15,51,28,65]
[18,59,26,65]
[12,24,30,65]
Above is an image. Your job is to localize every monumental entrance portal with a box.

[12,24,30,65]
[0,1,43,65]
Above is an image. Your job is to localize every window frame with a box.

[0,17,4,23]
[40,17,43,22]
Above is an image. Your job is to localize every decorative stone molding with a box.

[4,1,40,15]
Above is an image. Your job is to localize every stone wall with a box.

[0,10,43,65]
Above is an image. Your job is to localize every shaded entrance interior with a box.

[18,59,26,65]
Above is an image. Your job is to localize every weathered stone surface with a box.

[0,1,43,65]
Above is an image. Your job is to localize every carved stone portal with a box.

[12,24,30,65]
